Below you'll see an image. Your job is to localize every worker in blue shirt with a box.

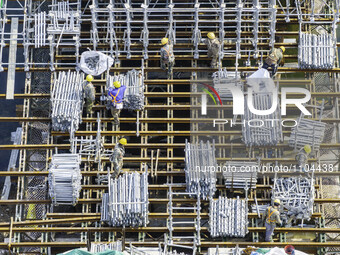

[107,81,126,125]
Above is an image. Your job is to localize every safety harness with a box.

[111,88,121,104]
[266,207,277,224]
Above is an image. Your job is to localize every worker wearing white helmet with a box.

[84,75,96,114]
[205,32,221,68]
[110,138,127,178]
[262,199,282,242]
[263,46,285,77]
[160,37,175,79]
[107,81,126,126]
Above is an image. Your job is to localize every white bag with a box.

[247,68,276,92]
[78,51,114,76]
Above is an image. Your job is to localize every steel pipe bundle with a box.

[242,93,282,146]
[184,140,217,200]
[107,69,145,110]
[101,171,149,227]
[223,161,258,189]
[51,71,84,135]
[298,32,335,69]
[48,154,82,206]
[90,241,122,253]
[209,196,248,238]
[34,12,47,48]
[289,118,326,151]
[273,177,315,220]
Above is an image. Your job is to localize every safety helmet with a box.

[86,74,94,82]
[207,32,216,40]
[119,138,127,145]
[161,37,169,45]
[284,245,295,254]
[113,81,121,88]
[304,145,311,153]
[280,46,286,53]
[274,199,281,205]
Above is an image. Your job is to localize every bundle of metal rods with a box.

[90,241,123,253]
[184,140,217,200]
[209,196,248,238]
[273,177,315,220]
[223,161,258,189]
[51,71,83,135]
[101,171,149,227]
[289,117,326,151]
[242,92,282,146]
[298,32,335,69]
[48,154,82,206]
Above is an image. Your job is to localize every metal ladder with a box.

[166,184,201,254]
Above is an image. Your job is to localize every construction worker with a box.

[160,37,175,79]
[262,46,285,77]
[262,199,282,242]
[84,75,96,114]
[295,145,311,172]
[205,32,221,68]
[107,81,126,125]
[109,138,127,178]
[284,245,295,255]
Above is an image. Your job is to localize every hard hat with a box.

[86,75,94,82]
[113,81,121,88]
[207,32,216,39]
[119,138,127,145]
[280,46,286,53]
[304,145,311,153]
[284,245,295,254]
[274,199,281,205]
[161,37,169,45]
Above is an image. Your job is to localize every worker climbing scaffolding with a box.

[107,81,126,126]
[262,199,282,242]
[295,145,311,172]
[110,138,127,178]
[160,37,175,79]
[205,32,221,68]
[83,75,96,115]
[263,46,285,77]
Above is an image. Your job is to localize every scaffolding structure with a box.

[0,0,339,254]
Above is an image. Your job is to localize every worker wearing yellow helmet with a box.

[160,37,175,79]
[205,32,221,68]
[263,46,285,77]
[107,80,126,126]
[110,138,127,178]
[262,198,282,242]
[295,145,312,173]
[84,74,96,114]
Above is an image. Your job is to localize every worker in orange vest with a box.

[262,199,282,242]
[107,81,126,126]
